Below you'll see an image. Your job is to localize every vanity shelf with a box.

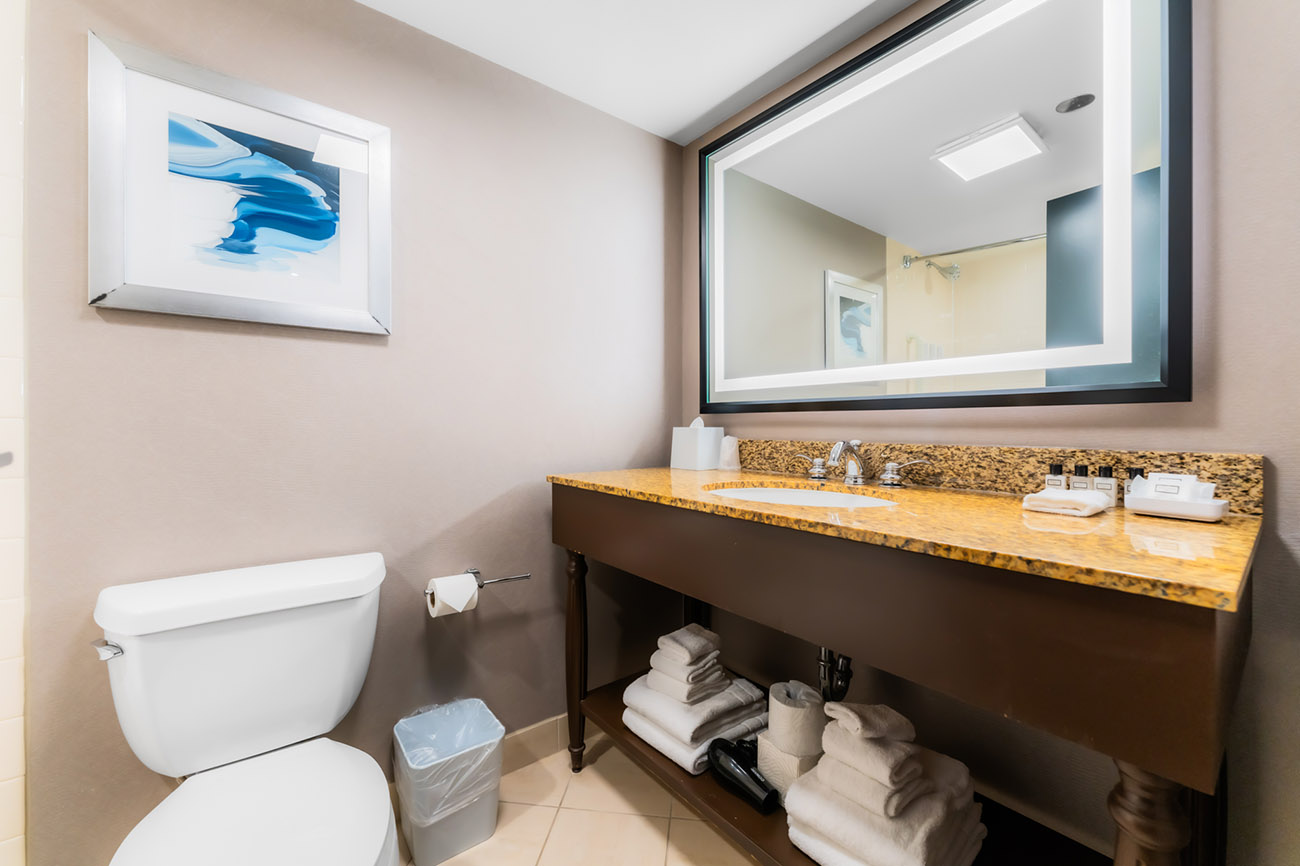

[582,673,1108,866]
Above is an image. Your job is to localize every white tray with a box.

[1124,496,1230,523]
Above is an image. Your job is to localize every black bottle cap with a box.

[1098,466,1113,478]
[1128,467,1145,479]
[1074,464,1089,476]
[1049,463,1064,475]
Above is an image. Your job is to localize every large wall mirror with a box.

[700,0,1190,412]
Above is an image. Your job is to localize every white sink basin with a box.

[709,486,894,509]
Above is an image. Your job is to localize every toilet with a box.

[92,552,400,866]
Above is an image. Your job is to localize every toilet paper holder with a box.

[423,567,531,598]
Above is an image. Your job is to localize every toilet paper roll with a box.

[757,729,819,801]
[425,573,480,618]
[768,680,826,758]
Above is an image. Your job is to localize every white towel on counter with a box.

[768,681,827,757]
[646,668,729,704]
[656,623,720,664]
[622,707,767,775]
[624,673,764,745]
[815,755,934,819]
[823,721,922,787]
[786,773,982,866]
[756,729,820,801]
[825,701,916,741]
[649,648,722,683]
[1022,488,1111,517]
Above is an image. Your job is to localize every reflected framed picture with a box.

[87,32,392,335]
[824,271,884,369]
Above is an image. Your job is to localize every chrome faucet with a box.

[795,453,829,480]
[878,459,932,488]
[828,440,868,486]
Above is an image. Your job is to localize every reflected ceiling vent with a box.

[1055,93,1097,113]
[932,114,1047,182]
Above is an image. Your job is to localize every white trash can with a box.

[393,699,506,866]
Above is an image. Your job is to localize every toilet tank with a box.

[94,552,386,778]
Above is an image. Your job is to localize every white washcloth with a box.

[623,674,764,744]
[1022,488,1111,517]
[768,681,827,757]
[787,773,979,866]
[656,623,720,664]
[789,816,984,866]
[646,668,729,704]
[649,648,722,683]
[919,747,973,809]
[825,701,916,741]
[815,755,935,818]
[823,720,922,787]
[622,707,767,775]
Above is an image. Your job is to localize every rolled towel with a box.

[786,773,973,866]
[650,648,722,683]
[823,721,922,787]
[825,701,915,741]
[919,747,973,809]
[656,623,720,664]
[1022,488,1111,517]
[623,674,765,744]
[646,668,729,704]
[815,755,934,819]
[622,707,767,775]
[756,729,820,801]
[768,681,827,757]
[788,819,870,866]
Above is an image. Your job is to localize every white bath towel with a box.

[1022,488,1111,516]
[824,701,915,741]
[646,668,729,704]
[786,773,980,866]
[656,623,721,664]
[622,707,768,775]
[918,747,973,809]
[823,721,922,787]
[649,648,722,683]
[815,755,935,818]
[789,817,984,866]
[768,681,827,757]
[624,674,764,744]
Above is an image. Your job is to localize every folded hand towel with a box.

[656,623,721,664]
[622,707,767,775]
[1022,488,1111,517]
[757,729,820,800]
[768,681,827,757]
[815,755,935,818]
[649,648,722,683]
[788,820,870,866]
[647,668,729,704]
[786,774,969,866]
[918,747,973,809]
[624,674,765,744]
[825,701,916,741]
[823,721,922,787]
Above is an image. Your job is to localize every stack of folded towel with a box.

[786,702,986,866]
[621,624,768,774]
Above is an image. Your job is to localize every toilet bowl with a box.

[94,553,398,866]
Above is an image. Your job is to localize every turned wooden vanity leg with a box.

[1109,760,1192,866]
[565,550,589,772]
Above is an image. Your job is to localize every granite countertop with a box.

[547,468,1262,612]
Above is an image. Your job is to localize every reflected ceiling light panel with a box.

[932,115,1047,181]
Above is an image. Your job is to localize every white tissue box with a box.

[670,426,724,470]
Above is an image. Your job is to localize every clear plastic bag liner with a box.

[393,698,505,827]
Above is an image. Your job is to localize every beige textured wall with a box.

[683,0,1300,860]
[23,0,682,863]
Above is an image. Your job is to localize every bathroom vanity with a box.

[549,466,1259,866]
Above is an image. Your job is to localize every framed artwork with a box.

[824,271,885,370]
[87,33,392,335]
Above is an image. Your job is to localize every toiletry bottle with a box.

[1125,467,1145,497]
[1070,464,1092,491]
[1045,463,1066,490]
[1093,466,1118,507]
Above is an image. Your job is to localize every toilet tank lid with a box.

[94,552,386,636]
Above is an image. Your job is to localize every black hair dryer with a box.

[707,738,779,814]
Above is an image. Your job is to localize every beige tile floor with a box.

[398,732,754,866]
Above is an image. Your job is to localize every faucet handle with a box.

[795,454,829,480]
[879,459,932,488]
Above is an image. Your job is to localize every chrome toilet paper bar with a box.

[423,567,531,597]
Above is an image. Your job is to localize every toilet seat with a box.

[110,738,397,866]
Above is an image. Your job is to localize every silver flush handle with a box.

[91,638,123,661]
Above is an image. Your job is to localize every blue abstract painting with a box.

[167,113,340,271]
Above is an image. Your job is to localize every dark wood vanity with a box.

[550,468,1259,866]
